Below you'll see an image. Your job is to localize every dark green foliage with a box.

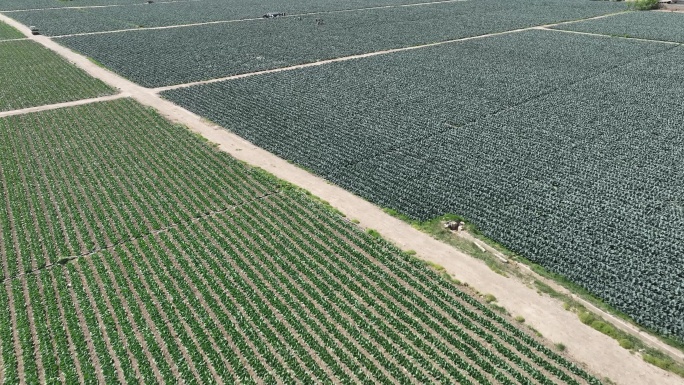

[11,0,470,35]
[0,0,143,11]
[553,11,684,43]
[17,0,627,37]
[57,0,626,86]
[164,31,684,340]
[0,40,113,111]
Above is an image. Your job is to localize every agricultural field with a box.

[163,30,684,341]
[0,40,113,112]
[13,0,623,37]
[553,11,684,43]
[54,0,626,87]
[0,20,22,40]
[0,99,601,384]
[0,98,277,279]
[0,0,146,12]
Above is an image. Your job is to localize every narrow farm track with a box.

[0,8,682,385]
[0,93,126,118]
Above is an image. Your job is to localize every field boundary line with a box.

[48,0,470,39]
[153,11,629,92]
[2,190,279,283]
[0,93,128,118]
[537,26,682,45]
[2,8,682,384]
[0,37,28,43]
[0,0,201,14]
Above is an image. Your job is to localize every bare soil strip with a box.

[0,9,681,385]
[0,93,126,118]
[47,0,470,39]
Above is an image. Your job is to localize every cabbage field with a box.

[163,30,684,340]
[0,99,600,384]
[55,0,626,87]
[0,0,145,12]
[0,40,113,111]
[553,11,684,44]
[14,0,623,37]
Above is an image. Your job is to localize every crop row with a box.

[0,40,113,112]
[57,0,626,87]
[163,31,684,340]
[0,98,277,279]
[0,188,600,383]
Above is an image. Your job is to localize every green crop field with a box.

[163,30,684,340]
[0,0,144,12]
[56,0,625,87]
[0,99,600,384]
[0,21,22,40]
[0,98,277,279]
[553,11,684,43]
[14,0,623,37]
[0,40,113,111]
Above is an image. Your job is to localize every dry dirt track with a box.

[0,12,681,385]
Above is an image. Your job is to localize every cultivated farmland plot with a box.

[0,20,22,40]
[163,31,684,340]
[162,30,668,172]
[0,40,113,111]
[55,0,626,87]
[554,11,684,44]
[7,0,474,36]
[0,0,146,12]
[1,189,603,384]
[0,98,601,384]
[0,98,278,280]
[12,0,624,37]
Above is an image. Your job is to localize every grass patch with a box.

[515,315,525,323]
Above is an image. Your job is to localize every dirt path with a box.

[0,10,681,385]
[0,93,127,118]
